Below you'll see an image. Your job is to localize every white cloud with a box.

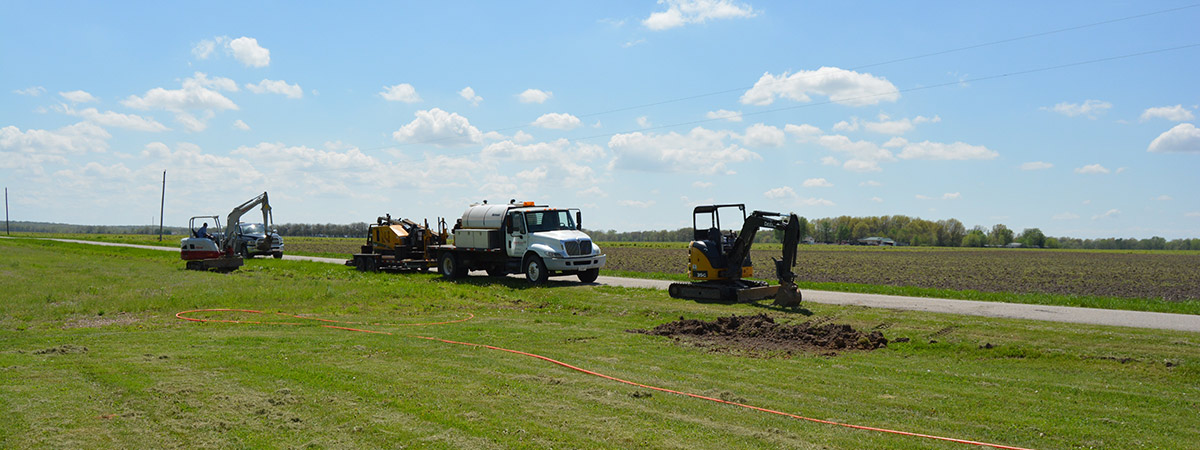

[706,109,743,122]
[618,199,655,208]
[816,134,895,172]
[577,186,607,197]
[392,108,483,147]
[784,123,821,141]
[802,178,832,188]
[623,39,646,48]
[516,166,548,182]
[636,116,652,128]
[859,180,881,187]
[819,156,840,166]
[228,36,270,67]
[513,130,534,143]
[1043,99,1111,119]
[192,38,219,59]
[741,123,785,147]
[692,181,713,188]
[915,194,931,200]
[532,112,582,130]
[482,138,605,189]
[459,87,482,106]
[740,67,899,107]
[123,74,240,112]
[1074,164,1110,174]
[643,0,756,31]
[233,119,250,131]
[186,72,238,92]
[1186,211,1200,218]
[1155,195,1172,201]
[1092,209,1120,220]
[882,137,907,148]
[1147,123,1200,153]
[121,73,238,132]
[13,86,46,96]
[1,122,111,170]
[380,83,422,103]
[862,113,941,135]
[518,89,553,104]
[1052,212,1079,220]
[245,79,303,99]
[57,105,169,132]
[608,126,760,175]
[1140,105,1194,122]
[1021,161,1053,170]
[942,192,961,199]
[832,119,859,132]
[871,196,883,203]
[898,141,998,160]
[59,90,98,103]
[764,186,796,199]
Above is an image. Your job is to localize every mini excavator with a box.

[667,204,802,306]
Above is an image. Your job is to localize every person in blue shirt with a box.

[197,222,212,240]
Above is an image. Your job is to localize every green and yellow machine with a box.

[668,204,802,306]
[347,214,448,272]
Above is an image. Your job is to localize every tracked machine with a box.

[180,192,275,272]
[348,214,449,272]
[667,204,802,307]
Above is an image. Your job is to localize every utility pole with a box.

[158,171,166,241]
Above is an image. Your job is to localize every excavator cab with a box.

[688,204,752,282]
[669,204,802,306]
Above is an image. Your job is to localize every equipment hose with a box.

[176,309,1035,450]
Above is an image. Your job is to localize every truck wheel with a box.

[577,268,599,283]
[524,255,549,284]
[439,253,459,279]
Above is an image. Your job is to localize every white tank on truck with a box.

[429,200,606,284]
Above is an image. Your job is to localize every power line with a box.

[366,42,1200,166]
[363,2,1200,152]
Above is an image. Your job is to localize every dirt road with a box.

[18,237,1200,333]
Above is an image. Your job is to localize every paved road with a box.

[11,237,1200,333]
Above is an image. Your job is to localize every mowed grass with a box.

[1,238,1199,449]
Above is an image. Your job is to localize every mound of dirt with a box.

[631,314,887,356]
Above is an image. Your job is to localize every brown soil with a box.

[631,314,887,357]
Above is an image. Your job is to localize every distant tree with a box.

[1044,237,1060,249]
[989,224,1014,246]
[962,229,988,247]
[938,219,966,247]
[1017,228,1046,248]
[852,222,869,240]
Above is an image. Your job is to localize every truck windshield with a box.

[240,223,265,235]
[523,210,576,232]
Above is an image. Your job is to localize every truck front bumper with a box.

[545,254,606,272]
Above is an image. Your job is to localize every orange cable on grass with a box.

[176,309,1035,450]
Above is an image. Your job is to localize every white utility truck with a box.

[431,200,606,284]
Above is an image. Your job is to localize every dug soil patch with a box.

[631,314,887,357]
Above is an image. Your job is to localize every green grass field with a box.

[2,237,1198,448]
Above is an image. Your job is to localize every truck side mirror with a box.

[576,211,582,230]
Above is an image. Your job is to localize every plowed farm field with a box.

[604,245,1200,301]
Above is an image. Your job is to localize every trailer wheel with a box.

[577,268,599,283]
[273,252,283,259]
[524,255,549,284]
[439,253,466,279]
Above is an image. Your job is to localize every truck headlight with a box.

[548,251,564,259]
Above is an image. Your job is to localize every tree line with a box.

[587,214,1200,251]
[10,218,1200,250]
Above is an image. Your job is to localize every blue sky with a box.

[2,1,1198,238]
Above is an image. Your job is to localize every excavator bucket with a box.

[773,281,802,307]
